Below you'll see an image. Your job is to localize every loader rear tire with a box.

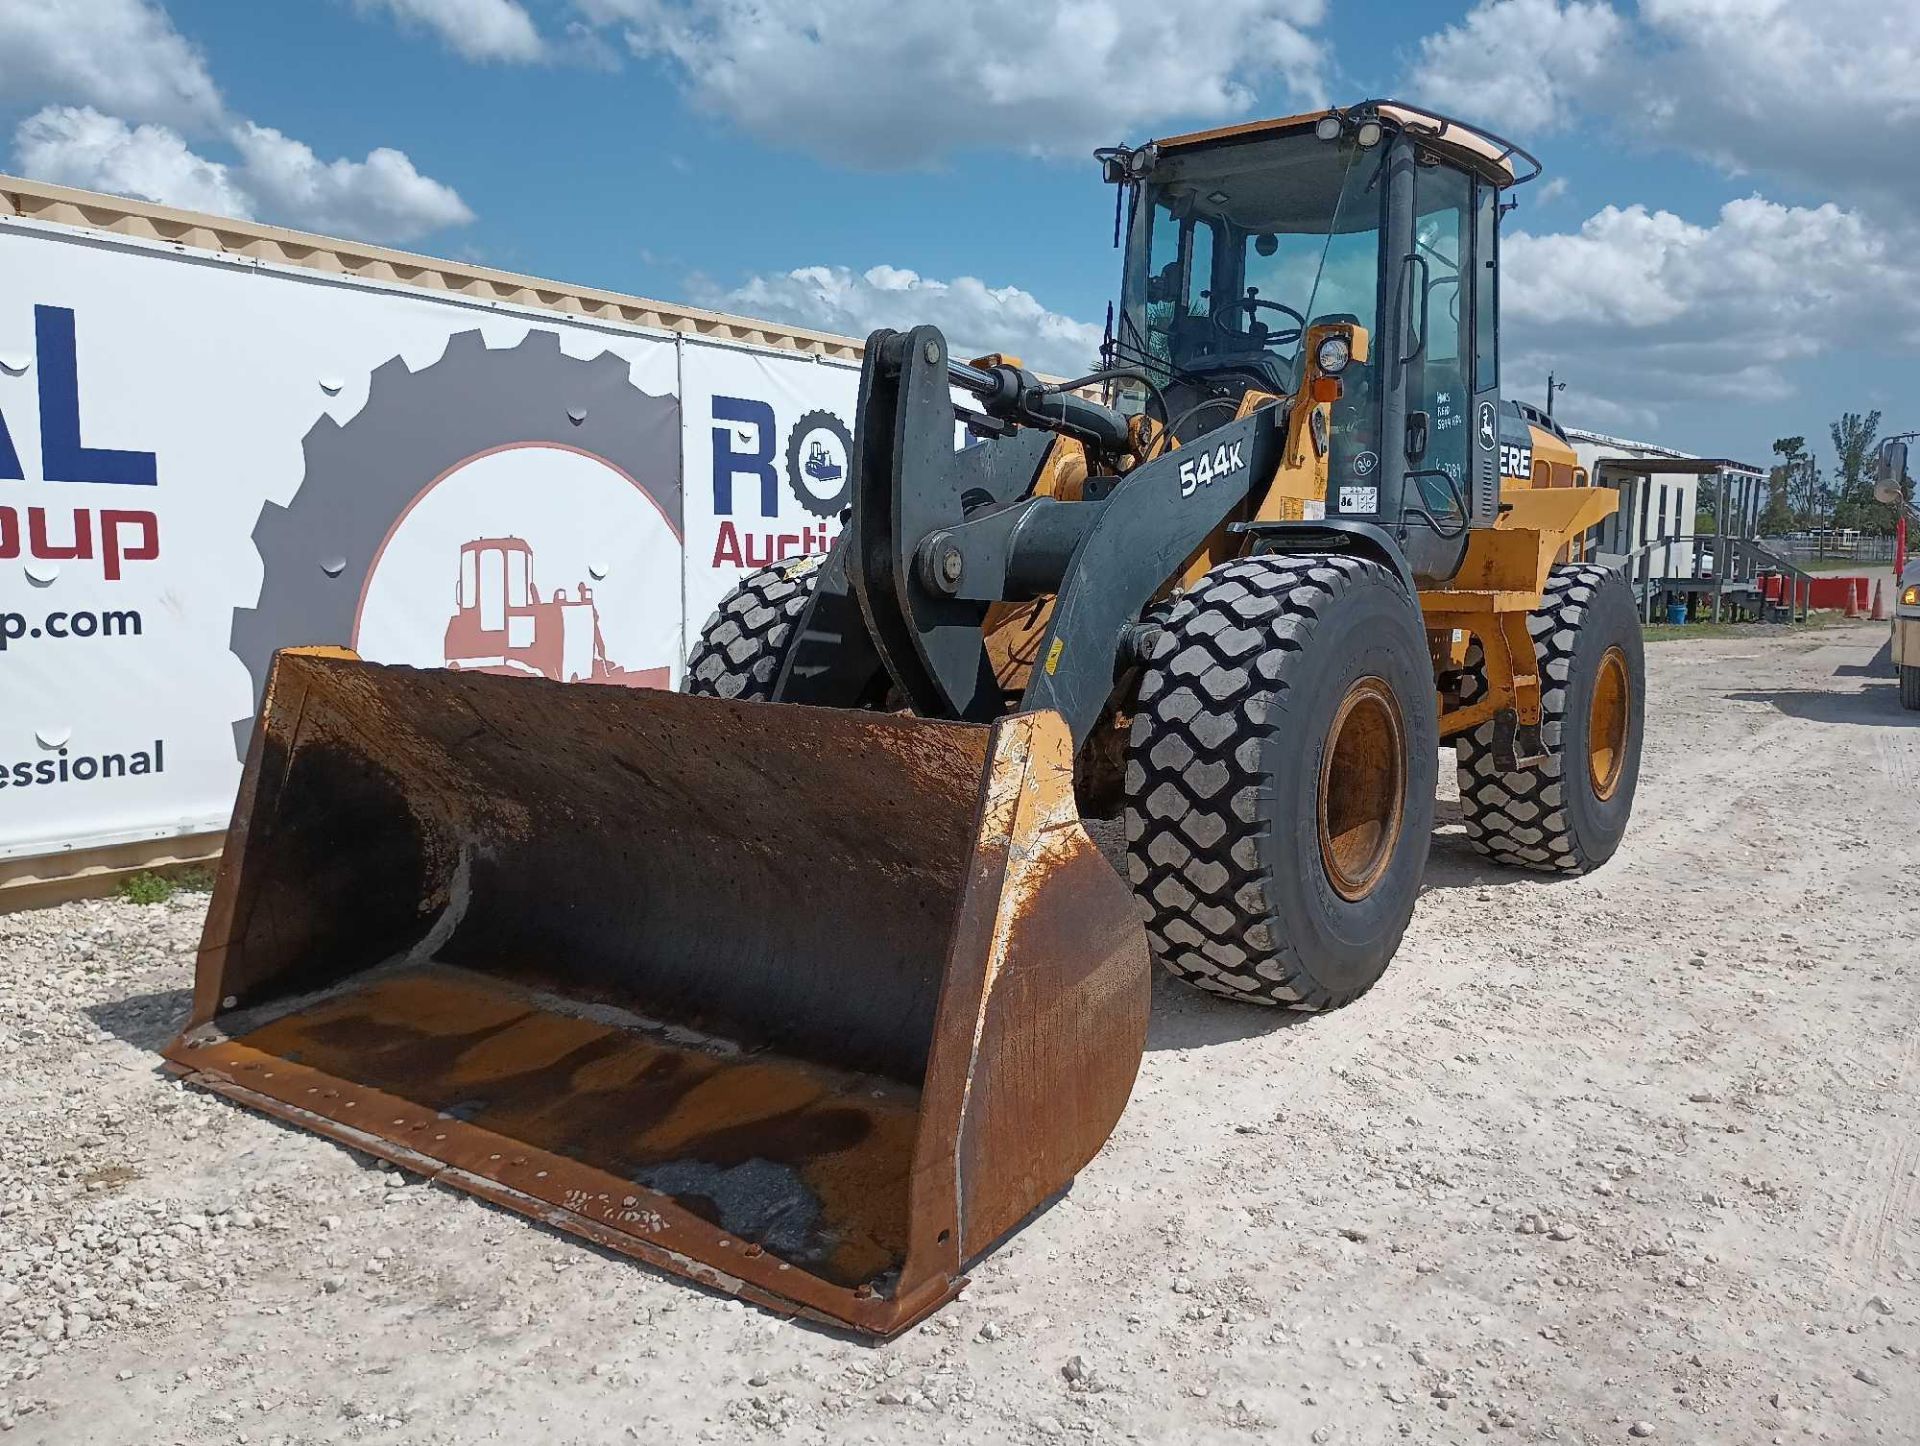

[1455,563,1644,873]
[1125,554,1437,1010]
[1900,665,1920,712]
[683,556,826,700]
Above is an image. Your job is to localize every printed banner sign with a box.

[0,224,860,862]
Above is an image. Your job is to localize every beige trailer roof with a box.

[0,173,866,361]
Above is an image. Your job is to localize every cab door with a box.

[1408,159,1474,522]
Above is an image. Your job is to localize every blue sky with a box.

[5,0,1918,475]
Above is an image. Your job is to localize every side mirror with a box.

[1405,410,1430,462]
[1875,438,1907,500]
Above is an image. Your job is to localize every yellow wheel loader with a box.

[165,100,1643,1336]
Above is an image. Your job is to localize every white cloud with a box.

[15,107,245,216]
[584,0,1329,166]
[1404,0,1626,136]
[1406,0,1920,223]
[0,0,224,130]
[1402,0,1920,432]
[1502,196,1920,419]
[701,264,1103,377]
[228,123,475,239]
[354,0,546,62]
[4,0,475,243]
[1627,0,1920,219]
[15,106,474,243]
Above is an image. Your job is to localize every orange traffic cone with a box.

[1871,578,1890,621]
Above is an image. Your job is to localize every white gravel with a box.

[2,620,1916,1443]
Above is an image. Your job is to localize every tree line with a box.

[1759,410,1915,535]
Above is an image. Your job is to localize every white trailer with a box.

[0,175,870,900]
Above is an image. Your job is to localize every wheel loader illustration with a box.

[166,101,1642,1337]
[441,536,667,689]
[803,436,843,485]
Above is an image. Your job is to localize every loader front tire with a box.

[683,556,826,700]
[1900,665,1920,712]
[1456,563,1644,873]
[1125,554,1437,1010]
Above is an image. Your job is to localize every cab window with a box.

[1411,159,1473,509]
[1473,180,1498,391]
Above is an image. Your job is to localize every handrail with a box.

[1605,532,1811,624]
[1739,539,1812,623]
[1603,535,1688,623]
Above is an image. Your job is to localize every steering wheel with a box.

[1210,286,1306,349]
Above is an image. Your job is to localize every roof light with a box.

[1355,120,1384,149]
[1314,114,1343,142]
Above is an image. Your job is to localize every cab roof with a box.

[1153,99,1541,189]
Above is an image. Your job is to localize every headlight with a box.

[1903,584,1920,607]
[1315,334,1351,375]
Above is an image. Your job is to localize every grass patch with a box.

[1644,610,1853,642]
[116,871,177,904]
[1793,557,1889,573]
[1644,621,1757,641]
[114,866,216,905]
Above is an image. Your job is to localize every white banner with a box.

[679,344,859,650]
[0,223,859,862]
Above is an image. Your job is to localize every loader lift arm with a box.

[776,324,1304,746]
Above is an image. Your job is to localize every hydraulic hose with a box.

[947,357,1131,453]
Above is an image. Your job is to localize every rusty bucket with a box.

[163,649,1149,1336]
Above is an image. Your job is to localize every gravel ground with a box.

[3,620,1916,1444]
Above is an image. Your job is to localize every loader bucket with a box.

[163,649,1149,1336]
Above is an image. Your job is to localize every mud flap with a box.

[163,649,1149,1336]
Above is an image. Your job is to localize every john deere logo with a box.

[785,409,852,518]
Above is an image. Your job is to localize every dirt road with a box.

[3,620,1915,1444]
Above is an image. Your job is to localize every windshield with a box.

[1115,131,1385,395]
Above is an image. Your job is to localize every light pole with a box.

[1546,372,1567,419]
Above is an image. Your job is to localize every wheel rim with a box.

[1587,646,1631,802]
[1317,676,1407,902]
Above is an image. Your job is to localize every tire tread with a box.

[683,559,823,700]
[1124,553,1405,1011]
[1455,562,1621,873]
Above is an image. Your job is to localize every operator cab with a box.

[1102,101,1538,583]
[1116,128,1377,414]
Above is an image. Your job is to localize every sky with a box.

[3,0,1917,474]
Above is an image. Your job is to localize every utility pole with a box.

[1546,372,1567,419]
